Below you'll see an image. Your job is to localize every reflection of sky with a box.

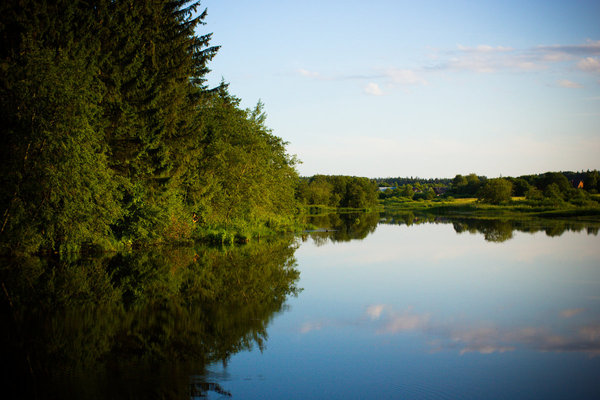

[291,223,600,360]
[297,303,600,357]
[211,223,600,399]
[293,224,600,322]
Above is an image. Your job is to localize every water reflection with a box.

[302,212,379,245]
[380,211,600,242]
[297,302,600,357]
[303,211,600,245]
[364,304,600,356]
[281,223,600,399]
[0,238,300,399]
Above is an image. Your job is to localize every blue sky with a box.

[200,0,600,178]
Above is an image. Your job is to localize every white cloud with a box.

[538,40,600,57]
[558,79,583,88]
[457,44,513,53]
[440,40,600,74]
[577,57,600,73]
[385,68,428,85]
[448,44,543,73]
[364,82,384,96]
[298,68,321,79]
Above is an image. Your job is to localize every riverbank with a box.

[381,197,600,222]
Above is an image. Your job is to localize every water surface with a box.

[1,216,599,399]
[206,217,600,399]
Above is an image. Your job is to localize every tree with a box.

[512,178,531,197]
[535,172,571,194]
[465,173,482,195]
[185,89,299,229]
[452,174,467,189]
[100,0,219,243]
[477,178,513,204]
[0,0,300,253]
[0,1,121,253]
[400,185,414,199]
[297,175,378,209]
[584,170,599,193]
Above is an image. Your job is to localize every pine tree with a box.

[0,1,121,253]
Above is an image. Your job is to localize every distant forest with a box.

[296,175,379,209]
[375,171,595,191]
[377,170,600,205]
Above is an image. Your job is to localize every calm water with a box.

[2,215,600,399]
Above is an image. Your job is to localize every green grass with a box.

[381,197,600,221]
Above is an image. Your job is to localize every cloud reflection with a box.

[366,304,385,320]
[300,321,326,334]
[561,308,584,318]
[377,307,430,334]
[371,305,600,357]
[299,304,600,357]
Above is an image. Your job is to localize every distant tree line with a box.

[377,171,600,206]
[0,1,299,254]
[375,177,452,187]
[296,175,379,209]
[458,171,599,205]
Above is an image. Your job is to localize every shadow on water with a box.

[0,238,300,400]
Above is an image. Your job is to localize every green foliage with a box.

[414,187,436,201]
[525,187,544,201]
[401,184,415,199]
[449,173,485,197]
[0,1,299,254]
[477,178,513,204]
[511,178,531,197]
[297,175,379,209]
[584,170,599,193]
[187,92,299,230]
[536,172,572,194]
[0,10,121,254]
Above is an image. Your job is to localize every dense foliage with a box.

[378,171,599,207]
[0,1,299,254]
[477,178,513,204]
[296,175,379,209]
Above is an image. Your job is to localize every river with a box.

[1,213,599,399]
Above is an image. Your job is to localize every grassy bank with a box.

[381,197,600,221]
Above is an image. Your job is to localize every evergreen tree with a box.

[0,1,301,253]
[0,1,120,253]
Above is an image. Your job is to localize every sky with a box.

[199,0,600,178]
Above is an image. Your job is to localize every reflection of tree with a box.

[381,210,600,242]
[306,212,379,243]
[450,219,514,242]
[480,221,514,242]
[0,238,300,399]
